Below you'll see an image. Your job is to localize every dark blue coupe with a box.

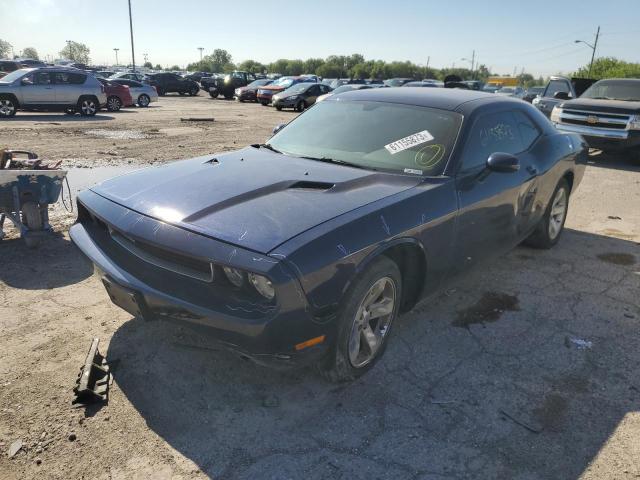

[71,88,587,381]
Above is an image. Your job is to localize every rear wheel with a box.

[318,256,401,382]
[189,85,199,96]
[106,95,122,112]
[224,92,233,100]
[524,179,570,249]
[209,90,219,99]
[137,94,150,107]
[78,97,98,116]
[0,96,17,118]
[156,87,166,96]
[275,105,283,111]
[295,101,306,112]
[260,102,268,106]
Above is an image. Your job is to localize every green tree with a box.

[304,58,325,75]
[316,63,343,79]
[573,57,640,80]
[154,63,162,70]
[286,59,305,75]
[350,62,370,79]
[238,59,265,74]
[189,49,235,73]
[0,39,11,58]
[268,59,291,75]
[59,41,90,64]
[143,61,153,69]
[22,47,39,60]
[169,65,181,71]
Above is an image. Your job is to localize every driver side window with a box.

[462,111,523,170]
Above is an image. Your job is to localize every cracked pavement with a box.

[1,98,639,479]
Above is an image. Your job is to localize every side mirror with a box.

[553,91,570,100]
[272,123,286,135]
[20,78,33,86]
[487,152,520,173]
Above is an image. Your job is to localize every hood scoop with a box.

[288,180,335,191]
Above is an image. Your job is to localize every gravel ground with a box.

[1,94,639,479]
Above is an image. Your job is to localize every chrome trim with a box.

[560,111,629,126]
[110,230,214,282]
[553,122,630,139]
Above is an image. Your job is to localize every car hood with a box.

[561,98,640,115]
[90,148,422,254]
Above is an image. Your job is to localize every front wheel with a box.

[209,89,219,99]
[0,97,17,118]
[189,86,199,96]
[295,101,306,112]
[318,256,402,382]
[156,87,166,96]
[106,95,122,112]
[524,178,570,249]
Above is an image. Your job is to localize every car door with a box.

[305,84,321,104]
[536,78,572,117]
[54,71,86,105]
[20,71,55,105]
[451,109,540,273]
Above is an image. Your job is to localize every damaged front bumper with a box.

[70,190,332,368]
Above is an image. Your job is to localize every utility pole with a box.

[113,48,120,66]
[128,0,136,71]
[197,47,204,62]
[426,56,430,70]
[471,50,475,73]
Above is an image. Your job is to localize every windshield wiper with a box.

[298,155,372,170]
[251,143,282,154]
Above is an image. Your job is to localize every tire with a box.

[106,95,122,112]
[524,178,570,249]
[157,87,166,96]
[209,90,219,99]
[189,86,199,96]
[275,105,283,111]
[179,91,186,96]
[295,101,306,113]
[137,94,150,107]
[260,102,268,106]
[78,97,98,116]
[64,108,76,115]
[0,96,17,118]
[318,256,402,382]
[22,202,43,249]
[224,92,233,100]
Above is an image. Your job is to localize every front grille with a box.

[562,118,627,130]
[560,109,630,131]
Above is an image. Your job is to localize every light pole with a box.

[461,50,476,78]
[113,48,120,66]
[128,0,136,71]
[575,26,600,76]
[197,47,204,62]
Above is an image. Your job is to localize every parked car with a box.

[495,86,525,98]
[532,76,596,118]
[402,81,439,88]
[97,78,133,111]
[202,71,256,99]
[184,71,212,82]
[235,79,273,102]
[384,78,413,87]
[272,82,332,111]
[96,70,116,79]
[147,73,199,96]
[15,58,47,68]
[0,67,106,117]
[0,60,21,79]
[110,79,158,107]
[523,86,545,103]
[70,88,586,381]
[550,78,640,154]
[109,71,148,83]
[256,76,315,105]
[462,80,483,90]
[316,84,382,103]
[482,84,500,93]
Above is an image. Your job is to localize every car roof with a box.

[329,87,521,113]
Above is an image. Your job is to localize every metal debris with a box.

[180,117,215,122]
[72,338,111,405]
[564,336,593,350]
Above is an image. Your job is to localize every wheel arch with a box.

[0,93,20,107]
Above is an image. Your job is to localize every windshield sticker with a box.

[415,144,445,169]
[385,130,434,155]
[404,168,423,175]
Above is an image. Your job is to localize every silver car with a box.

[0,67,107,118]
[109,79,158,107]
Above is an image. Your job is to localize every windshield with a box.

[333,85,357,94]
[283,84,309,95]
[581,80,640,101]
[0,69,28,83]
[275,77,294,88]
[267,100,462,175]
[248,79,270,88]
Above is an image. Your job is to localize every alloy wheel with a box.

[548,187,567,240]
[81,99,96,115]
[347,277,396,368]
[0,99,16,117]
[138,95,150,107]
[107,97,121,111]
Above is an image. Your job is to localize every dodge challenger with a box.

[70,88,587,381]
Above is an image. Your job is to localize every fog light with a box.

[223,266,244,287]
[248,273,275,300]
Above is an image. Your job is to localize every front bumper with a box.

[70,190,332,368]
[272,97,298,108]
[256,93,274,104]
[555,123,640,150]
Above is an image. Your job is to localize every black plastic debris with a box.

[72,338,111,405]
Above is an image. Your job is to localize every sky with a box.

[1,0,639,77]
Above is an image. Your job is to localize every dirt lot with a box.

[1,94,639,480]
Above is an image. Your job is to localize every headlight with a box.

[287,95,299,101]
[248,273,275,300]
[550,106,562,123]
[630,115,640,130]
[235,89,241,95]
[223,266,244,287]
[532,97,540,106]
